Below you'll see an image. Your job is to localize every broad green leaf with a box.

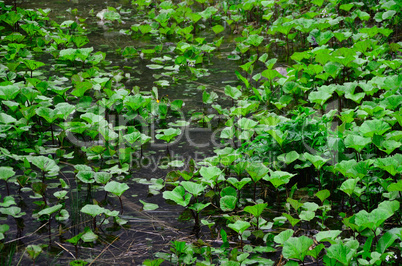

[224,85,242,100]
[0,85,20,100]
[287,198,303,212]
[94,172,112,185]
[0,206,25,218]
[326,243,356,265]
[244,203,267,218]
[227,177,251,190]
[104,181,129,197]
[80,204,105,217]
[304,153,329,170]
[282,236,313,261]
[220,196,237,212]
[181,181,205,197]
[81,228,98,242]
[139,200,159,211]
[246,162,269,183]
[344,134,372,152]
[340,178,358,197]
[324,61,342,79]
[387,180,402,192]
[274,229,294,245]
[277,151,299,165]
[211,25,224,34]
[315,230,342,243]
[359,120,391,137]
[228,220,251,234]
[155,128,181,143]
[0,166,15,181]
[376,228,401,254]
[163,186,191,207]
[299,210,315,221]
[30,156,60,176]
[282,213,300,227]
[315,190,330,202]
[37,204,63,217]
[264,170,295,188]
[76,171,95,184]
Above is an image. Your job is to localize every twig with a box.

[55,241,76,259]
[5,222,49,244]
[88,233,122,266]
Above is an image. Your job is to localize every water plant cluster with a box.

[1,0,402,265]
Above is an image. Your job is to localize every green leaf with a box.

[155,128,181,143]
[189,202,210,213]
[274,229,294,245]
[244,203,267,218]
[304,153,329,170]
[76,171,95,184]
[287,198,303,212]
[94,172,112,185]
[282,213,300,227]
[344,134,372,152]
[340,178,358,197]
[224,85,242,100]
[220,196,237,212]
[277,151,299,165]
[139,200,159,211]
[315,189,330,202]
[359,120,391,137]
[308,90,332,106]
[0,166,15,181]
[376,228,401,254]
[324,61,342,79]
[264,170,295,188]
[246,162,269,183]
[163,186,191,207]
[104,181,129,197]
[326,243,356,265]
[199,166,223,184]
[299,210,315,221]
[228,220,251,235]
[315,230,342,243]
[0,85,20,100]
[387,180,402,192]
[246,34,264,47]
[181,181,205,197]
[81,228,98,242]
[227,177,251,190]
[71,81,93,97]
[143,258,165,266]
[26,245,42,260]
[30,156,60,176]
[0,113,17,124]
[80,204,105,217]
[0,206,25,218]
[212,25,224,34]
[282,236,313,261]
[37,204,63,217]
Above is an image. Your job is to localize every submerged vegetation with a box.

[0,0,402,265]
